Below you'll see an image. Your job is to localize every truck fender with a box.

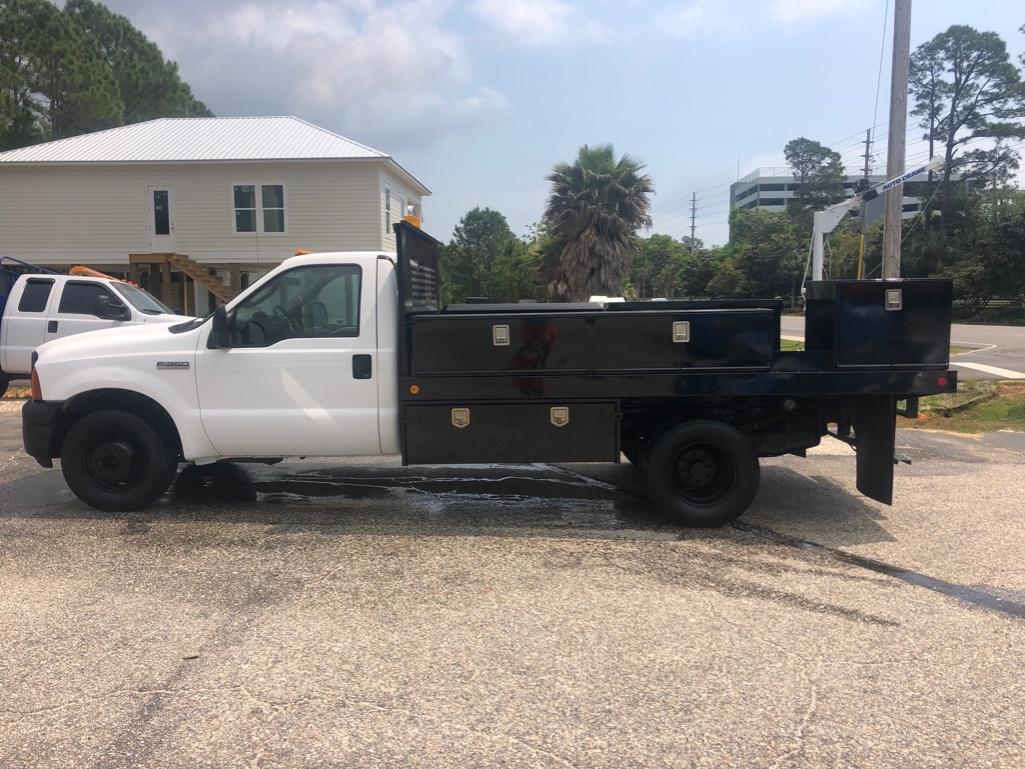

[45,369,216,460]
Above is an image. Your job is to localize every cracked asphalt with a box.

[1,403,1024,768]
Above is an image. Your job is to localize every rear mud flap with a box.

[853,395,897,505]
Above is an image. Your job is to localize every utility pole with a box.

[881,0,912,279]
[861,128,873,179]
[689,192,697,250]
[858,128,873,279]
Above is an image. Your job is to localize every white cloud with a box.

[663,0,708,37]
[769,0,870,25]
[470,0,606,45]
[102,0,507,151]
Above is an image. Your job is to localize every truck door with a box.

[2,277,55,374]
[45,280,132,344]
[195,261,380,457]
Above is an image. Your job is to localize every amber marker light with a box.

[409,384,420,395]
[30,367,43,401]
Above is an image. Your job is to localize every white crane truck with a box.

[22,223,956,526]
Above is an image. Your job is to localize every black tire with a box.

[0,374,8,400]
[645,420,760,527]
[61,410,179,512]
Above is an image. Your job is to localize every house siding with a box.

[379,167,423,253]
[0,160,390,266]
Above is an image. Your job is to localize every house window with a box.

[233,183,285,234]
[234,185,257,233]
[384,186,391,233]
[262,184,285,233]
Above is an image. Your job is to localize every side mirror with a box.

[94,295,130,321]
[209,304,231,349]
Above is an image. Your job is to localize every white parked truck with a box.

[23,224,957,526]
[1,259,190,397]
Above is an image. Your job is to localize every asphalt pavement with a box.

[1,404,1024,768]
[781,316,1025,380]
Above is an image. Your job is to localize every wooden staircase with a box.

[166,253,236,303]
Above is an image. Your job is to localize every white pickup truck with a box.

[23,224,957,525]
[1,265,190,396]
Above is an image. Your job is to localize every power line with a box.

[871,0,891,145]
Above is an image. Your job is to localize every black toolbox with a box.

[804,279,953,369]
[409,308,777,375]
[403,402,619,464]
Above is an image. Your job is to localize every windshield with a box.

[113,283,176,315]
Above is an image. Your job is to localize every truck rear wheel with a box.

[0,374,8,399]
[645,420,760,527]
[61,410,179,512]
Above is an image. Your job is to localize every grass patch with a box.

[780,340,979,356]
[910,380,1025,433]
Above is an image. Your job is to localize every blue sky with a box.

[103,0,1025,245]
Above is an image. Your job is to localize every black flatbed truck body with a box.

[391,222,956,516]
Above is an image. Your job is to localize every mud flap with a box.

[853,395,896,505]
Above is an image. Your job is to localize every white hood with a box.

[36,317,202,366]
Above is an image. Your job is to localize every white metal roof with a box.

[0,116,429,193]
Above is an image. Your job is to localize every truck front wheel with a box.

[61,410,179,512]
[645,420,760,527]
[0,374,8,399]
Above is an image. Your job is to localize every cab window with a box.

[58,282,125,316]
[18,279,54,312]
[231,264,361,347]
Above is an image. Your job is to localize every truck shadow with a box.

[0,459,894,548]
[9,457,895,544]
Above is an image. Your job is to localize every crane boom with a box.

[810,156,943,282]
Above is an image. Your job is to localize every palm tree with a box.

[544,144,654,300]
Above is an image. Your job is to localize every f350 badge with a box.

[156,361,190,370]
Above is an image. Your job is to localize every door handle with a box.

[352,354,372,379]
[47,320,58,333]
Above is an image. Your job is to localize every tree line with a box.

[0,0,210,151]
[442,23,1025,316]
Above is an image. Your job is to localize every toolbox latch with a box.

[550,406,570,427]
[451,408,471,429]
[492,324,510,346]
[672,321,690,343]
[885,289,903,311]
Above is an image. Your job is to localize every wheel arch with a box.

[56,389,184,459]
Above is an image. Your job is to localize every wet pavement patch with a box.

[167,459,1025,624]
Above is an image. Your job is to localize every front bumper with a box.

[22,400,63,468]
